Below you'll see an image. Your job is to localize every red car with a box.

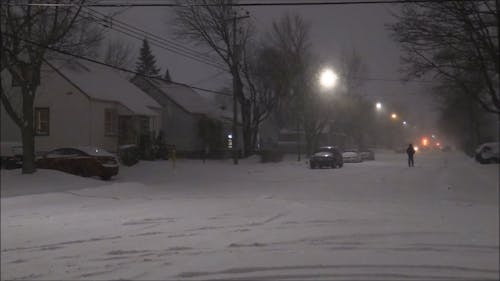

[37,147,119,180]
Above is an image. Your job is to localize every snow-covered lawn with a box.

[1,151,498,280]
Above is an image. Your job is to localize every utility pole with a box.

[229,10,249,165]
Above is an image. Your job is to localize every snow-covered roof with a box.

[146,78,236,123]
[48,60,160,116]
[149,79,214,114]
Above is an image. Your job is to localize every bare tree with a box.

[1,0,103,174]
[339,47,368,94]
[336,48,372,149]
[434,71,492,153]
[389,0,499,114]
[240,45,282,153]
[264,12,313,159]
[104,38,133,68]
[172,0,254,160]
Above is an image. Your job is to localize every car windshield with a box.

[317,147,335,152]
[313,151,332,156]
[45,148,86,158]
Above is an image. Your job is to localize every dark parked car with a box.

[310,146,343,169]
[1,142,23,169]
[36,147,119,180]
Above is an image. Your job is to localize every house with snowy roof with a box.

[0,59,162,153]
[131,76,242,154]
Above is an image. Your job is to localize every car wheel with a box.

[331,161,336,169]
[100,175,111,181]
[310,162,316,169]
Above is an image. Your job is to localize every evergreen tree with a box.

[164,69,172,82]
[135,39,160,76]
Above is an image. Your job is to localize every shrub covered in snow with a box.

[119,145,140,166]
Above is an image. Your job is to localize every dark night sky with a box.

[103,3,439,134]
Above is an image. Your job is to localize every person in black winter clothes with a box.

[406,143,416,167]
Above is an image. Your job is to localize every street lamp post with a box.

[316,67,338,154]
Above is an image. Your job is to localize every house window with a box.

[104,108,117,136]
[140,117,150,133]
[34,108,49,136]
[150,117,157,132]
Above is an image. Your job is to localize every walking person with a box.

[406,143,415,167]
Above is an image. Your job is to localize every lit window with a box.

[34,108,49,136]
[227,134,233,149]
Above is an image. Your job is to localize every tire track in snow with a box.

[2,235,121,253]
[177,264,498,279]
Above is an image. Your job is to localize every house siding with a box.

[0,85,22,143]
[90,101,128,152]
[33,65,125,153]
[132,77,202,152]
[2,65,161,154]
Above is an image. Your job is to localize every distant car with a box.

[342,149,363,163]
[309,146,343,169]
[36,147,119,180]
[474,142,499,164]
[0,142,23,169]
[360,149,375,160]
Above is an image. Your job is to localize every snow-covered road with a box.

[1,151,498,280]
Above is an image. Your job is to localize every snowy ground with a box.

[1,151,498,280]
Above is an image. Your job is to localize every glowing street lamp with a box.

[402,121,407,125]
[391,113,398,119]
[375,102,382,110]
[319,68,338,90]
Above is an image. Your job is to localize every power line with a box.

[348,76,435,83]
[83,9,435,85]
[84,7,227,70]
[83,9,228,71]
[5,0,467,7]
[189,70,228,86]
[0,33,232,96]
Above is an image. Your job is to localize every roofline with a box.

[45,60,92,101]
[137,76,195,115]
[134,76,241,124]
[46,61,158,116]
